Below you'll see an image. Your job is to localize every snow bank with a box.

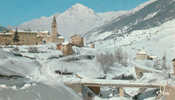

[0,83,81,100]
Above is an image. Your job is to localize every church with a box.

[42,16,65,44]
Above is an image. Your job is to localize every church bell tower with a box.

[51,16,59,42]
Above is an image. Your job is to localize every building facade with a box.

[136,51,148,60]
[61,42,73,56]
[0,32,43,45]
[71,35,84,47]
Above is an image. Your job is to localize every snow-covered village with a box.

[0,0,175,100]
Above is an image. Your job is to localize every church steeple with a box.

[51,16,59,42]
[51,16,58,35]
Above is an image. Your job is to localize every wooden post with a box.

[119,87,124,97]
[82,85,95,100]
[172,59,175,75]
[165,85,175,100]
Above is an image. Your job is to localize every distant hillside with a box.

[0,26,8,32]
[84,0,175,42]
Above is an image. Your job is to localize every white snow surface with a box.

[0,83,81,100]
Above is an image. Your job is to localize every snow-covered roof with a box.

[137,50,147,55]
[0,32,13,35]
[58,36,64,39]
[149,56,157,59]
[62,41,69,45]
[71,34,82,38]
[40,31,49,33]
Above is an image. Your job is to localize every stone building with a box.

[17,32,43,45]
[41,16,65,44]
[0,16,65,45]
[58,36,64,44]
[61,42,73,56]
[71,35,84,47]
[0,33,13,45]
[136,50,148,60]
[90,43,95,48]
[51,16,60,43]
[0,32,43,45]
[57,44,63,50]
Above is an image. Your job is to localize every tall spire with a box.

[51,16,59,42]
[51,16,58,35]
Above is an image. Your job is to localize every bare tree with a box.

[96,52,115,74]
[114,47,128,67]
[162,53,167,70]
[114,47,123,64]
[153,59,161,70]
[121,52,128,67]
[28,47,39,53]
[96,47,129,74]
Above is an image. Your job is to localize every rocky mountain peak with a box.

[67,3,95,15]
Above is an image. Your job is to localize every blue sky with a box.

[0,0,148,26]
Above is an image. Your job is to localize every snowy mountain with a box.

[84,0,175,42]
[18,3,128,38]
[0,26,8,32]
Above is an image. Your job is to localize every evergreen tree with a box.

[13,28,19,43]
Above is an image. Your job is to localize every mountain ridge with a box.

[0,26,8,32]
[18,3,128,38]
[84,0,175,42]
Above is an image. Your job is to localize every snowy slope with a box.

[18,3,128,38]
[89,17,175,78]
[0,49,40,77]
[85,0,175,42]
[0,47,82,100]
[0,82,81,100]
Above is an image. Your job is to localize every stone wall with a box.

[0,32,43,45]
[0,34,13,45]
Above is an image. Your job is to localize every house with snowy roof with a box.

[71,34,84,47]
[136,50,148,60]
[61,41,73,56]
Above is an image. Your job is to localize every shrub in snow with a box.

[48,55,61,60]
[114,48,128,67]
[96,48,129,74]
[48,44,56,50]
[153,59,162,70]
[96,52,115,74]
[114,48,123,63]
[13,47,19,52]
[162,54,167,70]
[112,74,135,80]
[28,47,39,53]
